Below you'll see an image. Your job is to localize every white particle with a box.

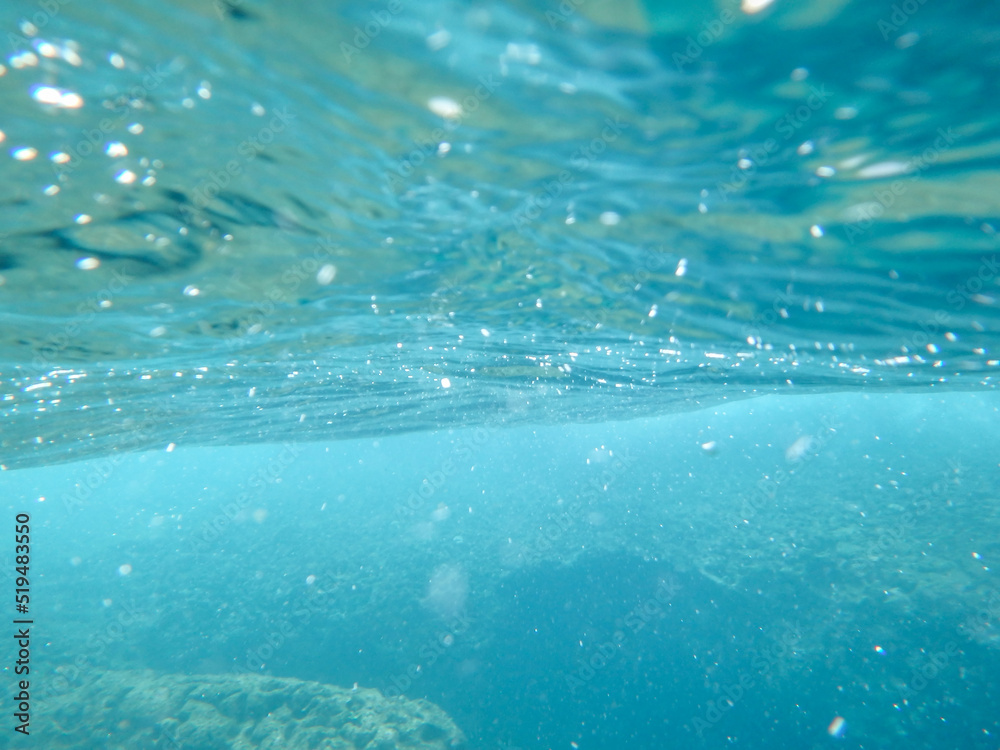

[317,264,337,285]
[428,96,462,119]
[504,42,541,64]
[857,161,909,179]
[106,142,128,158]
[60,46,82,67]
[31,85,83,109]
[742,0,775,14]
[10,51,39,68]
[427,29,452,50]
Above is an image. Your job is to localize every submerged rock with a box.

[37,669,466,749]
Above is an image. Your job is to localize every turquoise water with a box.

[1,0,999,748]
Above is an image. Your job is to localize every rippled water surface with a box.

[1,1,999,749]
[1,0,998,466]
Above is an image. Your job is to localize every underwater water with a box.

[1,0,999,748]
